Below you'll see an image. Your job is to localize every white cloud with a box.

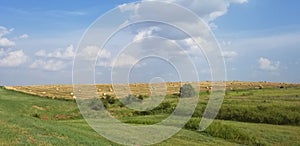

[76,45,115,67]
[119,3,140,13]
[96,48,113,67]
[120,0,248,23]
[0,26,13,37]
[0,26,15,47]
[174,0,248,22]
[99,49,111,59]
[19,34,29,39]
[112,53,139,67]
[228,0,248,4]
[0,37,15,47]
[35,45,75,60]
[0,49,5,56]
[77,45,98,60]
[0,49,28,67]
[177,37,215,57]
[133,27,160,42]
[30,59,66,71]
[46,10,87,17]
[222,51,238,59]
[258,57,280,71]
[32,45,76,71]
[115,0,248,60]
[77,45,112,60]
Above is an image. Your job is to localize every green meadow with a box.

[1,85,300,145]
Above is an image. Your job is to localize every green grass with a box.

[0,87,232,145]
[0,87,117,145]
[1,86,300,145]
[127,87,300,126]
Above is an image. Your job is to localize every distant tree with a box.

[180,84,196,98]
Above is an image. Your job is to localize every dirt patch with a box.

[28,136,36,144]
[32,105,45,111]
[40,115,50,121]
[54,114,67,120]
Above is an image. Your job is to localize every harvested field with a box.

[4,81,299,100]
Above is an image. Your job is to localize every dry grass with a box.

[4,81,300,100]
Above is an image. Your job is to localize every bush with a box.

[105,95,115,104]
[204,121,262,145]
[133,101,175,116]
[137,95,148,100]
[32,113,40,118]
[122,94,141,105]
[185,119,265,145]
[180,84,196,98]
[216,105,300,125]
[89,98,106,111]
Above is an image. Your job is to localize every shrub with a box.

[32,113,40,118]
[105,95,115,104]
[133,101,175,116]
[137,95,148,100]
[180,84,196,98]
[184,118,199,130]
[122,94,140,105]
[204,121,264,145]
[89,98,106,111]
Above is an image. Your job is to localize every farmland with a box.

[5,81,297,100]
[1,81,300,145]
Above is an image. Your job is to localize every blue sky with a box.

[0,0,299,85]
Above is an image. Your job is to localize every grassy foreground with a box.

[1,85,300,145]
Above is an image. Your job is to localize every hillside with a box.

[1,83,300,145]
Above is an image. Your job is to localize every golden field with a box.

[4,81,299,100]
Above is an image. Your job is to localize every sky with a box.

[0,0,300,85]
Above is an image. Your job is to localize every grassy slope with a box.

[0,87,234,145]
[1,86,300,145]
[0,87,116,145]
